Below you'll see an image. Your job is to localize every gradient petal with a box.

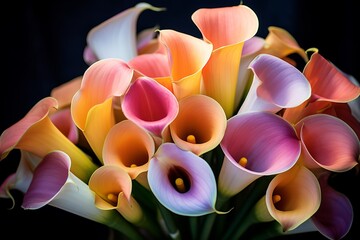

[50,76,82,109]
[169,94,227,156]
[238,54,311,114]
[86,2,165,62]
[158,29,213,100]
[148,143,217,216]
[192,4,258,117]
[122,76,179,137]
[295,114,359,172]
[50,108,79,144]
[218,111,300,197]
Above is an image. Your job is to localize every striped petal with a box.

[71,58,133,161]
[218,111,300,197]
[192,4,258,117]
[122,76,179,137]
[148,143,217,216]
[169,94,227,156]
[238,54,311,114]
[158,29,213,100]
[295,114,359,172]
[86,2,164,62]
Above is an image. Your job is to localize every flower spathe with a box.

[148,142,218,216]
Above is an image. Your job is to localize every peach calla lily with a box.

[158,29,213,100]
[169,94,227,156]
[121,76,179,137]
[295,114,359,172]
[218,111,300,197]
[192,4,258,118]
[254,165,321,232]
[0,97,97,182]
[50,76,82,108]
[21,150,142,240]
[148,143,218,216]
[85,2,165,63]
[71,58,133,162]
[238,53,311,114]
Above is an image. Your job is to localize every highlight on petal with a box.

[238,54,311,114]
[0,97,97,183]
[121,76,179,137]
[295,114,359,172]
[311,172,353,240]
[50,76,82,109]
[148,143,217,216]
[255,165,321,232]
[192,4,258,117]
[218,111,300,197]
[71,58,133,161]
[304,51,360,102]
[158,29,213,100]
[102,120,155,180]
[169,94,227,156]
[86,2,165,62]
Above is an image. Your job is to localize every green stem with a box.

[248,221,283,240]
[106,212,144,240]
[226,209,258,240]
[157,202,181,240]
[189,217,198,240]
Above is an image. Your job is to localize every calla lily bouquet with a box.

[1,2,359,240]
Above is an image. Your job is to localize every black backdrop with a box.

[1,0,359,239]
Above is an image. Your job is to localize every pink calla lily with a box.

[254,165,321,232]
[121,76,179,137]
[218,111,300,197]
[158,29,213,100]
[21,150,142,240]
[169,94,227,156]
[50,108,79,144]
[192,4,258,118]
[148,143,218,216]
[85,2,164,63]
[295,114,359,172]
[238,53,311,114]
[0,97,97,182]
[71,58,133,162]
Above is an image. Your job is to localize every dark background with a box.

[1,0,359,239]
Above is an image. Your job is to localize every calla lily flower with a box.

[254,165,321,232]
[22,150,142,240]
[218,111,300,197]
[148,143,218,216]
[238,53,311,114]
[121,76,179,137]
[295,114,359,172]
[50,108,79,144]
[102,120,155,188]
[158,29,213,100]
[71,58,133,162]
[84,2,165,63]
[192,4,258,118]
[169,94,227,156]
[0,97,97,182]
[311,172,354,240]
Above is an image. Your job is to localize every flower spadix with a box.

[253,165,321,232]
[148,143,218,216]
[0,97,97,183]
[238,54,311,114]
[218,111,300,197]
[121,76,179,137]
[85,2,165,62]
[192,4,258,118]
[295,114,359,172]
[169,94,227,155]
[71,58,133,162]
[102,120,155,185]
[21,150,142,239]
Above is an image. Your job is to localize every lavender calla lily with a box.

[218,111,300,197]
[121,76,179,137]
[238,54,311,114]
[148,143,218,216]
